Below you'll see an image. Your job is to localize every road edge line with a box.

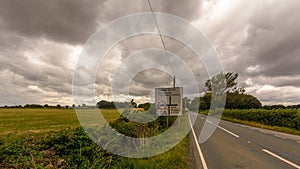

[189,113,208,169]
[217,126,239,138]
[262,149,300,169]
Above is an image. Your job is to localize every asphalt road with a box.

[189,113,300,169]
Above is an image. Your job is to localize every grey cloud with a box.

[209,1,300,84]
[0,0,203,45]
[100,0,203,23]
[1,0,300,105]
[0,0,105,44]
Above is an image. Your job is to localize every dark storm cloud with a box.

[0,0,203,45]
[1,0,299,105]
[0,0,104,44]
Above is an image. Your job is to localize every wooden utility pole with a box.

[167,76,176,127]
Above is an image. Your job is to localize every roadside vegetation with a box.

[199,109,300,135]
[189,72,300,135]
[0,108,188,169]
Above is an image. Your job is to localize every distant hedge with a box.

[223,109,300,129]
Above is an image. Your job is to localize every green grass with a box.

[114,137,189,169]
[199,109,300,136]
[0,108,189,168]
[222,116,300,136]
[0,108,120,136]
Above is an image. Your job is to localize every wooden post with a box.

[173,76,176,88]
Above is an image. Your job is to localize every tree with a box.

[130,99,137,108]
[96,100,115,109]
[205,72,244,94]
[200,72,262,110]
[183,97,191,110]
[225,93,261,109]
[138,103,152,111]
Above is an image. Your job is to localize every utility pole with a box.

[173,76,176,88]
[167,76,176,127]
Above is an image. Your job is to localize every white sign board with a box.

[155,87,183,116]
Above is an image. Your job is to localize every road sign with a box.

[155,87,183,116]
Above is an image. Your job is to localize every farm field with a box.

[0,108,188,168]
[0,108,120,137]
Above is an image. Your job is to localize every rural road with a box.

[188,113,300,169]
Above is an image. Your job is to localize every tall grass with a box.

[0,108,189,168]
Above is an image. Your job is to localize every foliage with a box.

[96,100,132,109]
[190,93,262,110]
[205,72,245,94]
[0,108,189,168]
[225,93,262,109]
[0,127,117,169]
[263,105,286,110]
[223,109,300,130]
[138,103,152,111]
[189,72,261,111]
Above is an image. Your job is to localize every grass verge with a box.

[222,116,300,136]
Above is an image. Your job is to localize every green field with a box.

[0,108,119,136]
[0,108,188,168]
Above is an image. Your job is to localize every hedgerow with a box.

[223,109,300,129]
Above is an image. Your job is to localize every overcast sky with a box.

[0,0,299,106]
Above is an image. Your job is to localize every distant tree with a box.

[44,104,49,108]
[194,72,262,110]
[72,104,75,108]
[24,104,43,108]
[65,105,69,109]
[130,99,137,108]
[263,105,286,110]
[287,104,300,109]
[189,97,200,111]
[197,93,261,110]
[199,100,208,110]
[225,93,262,109]
[205,72,244,94]
[97,100,115,109]
[138,103,152,111]
[183,97,191,110]
[56,104,61,108]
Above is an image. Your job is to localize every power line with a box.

[147,0,175,78]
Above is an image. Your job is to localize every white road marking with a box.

[205,119,239,138]
[206,120,214,124]
[275,135,286,139]
[262,149,300,169]
[189,114,208,169]
[217,126,240,138]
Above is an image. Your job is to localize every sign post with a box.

[155,87,183,117]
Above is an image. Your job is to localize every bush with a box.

[0,128,117,169]
[223,109,300,129]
